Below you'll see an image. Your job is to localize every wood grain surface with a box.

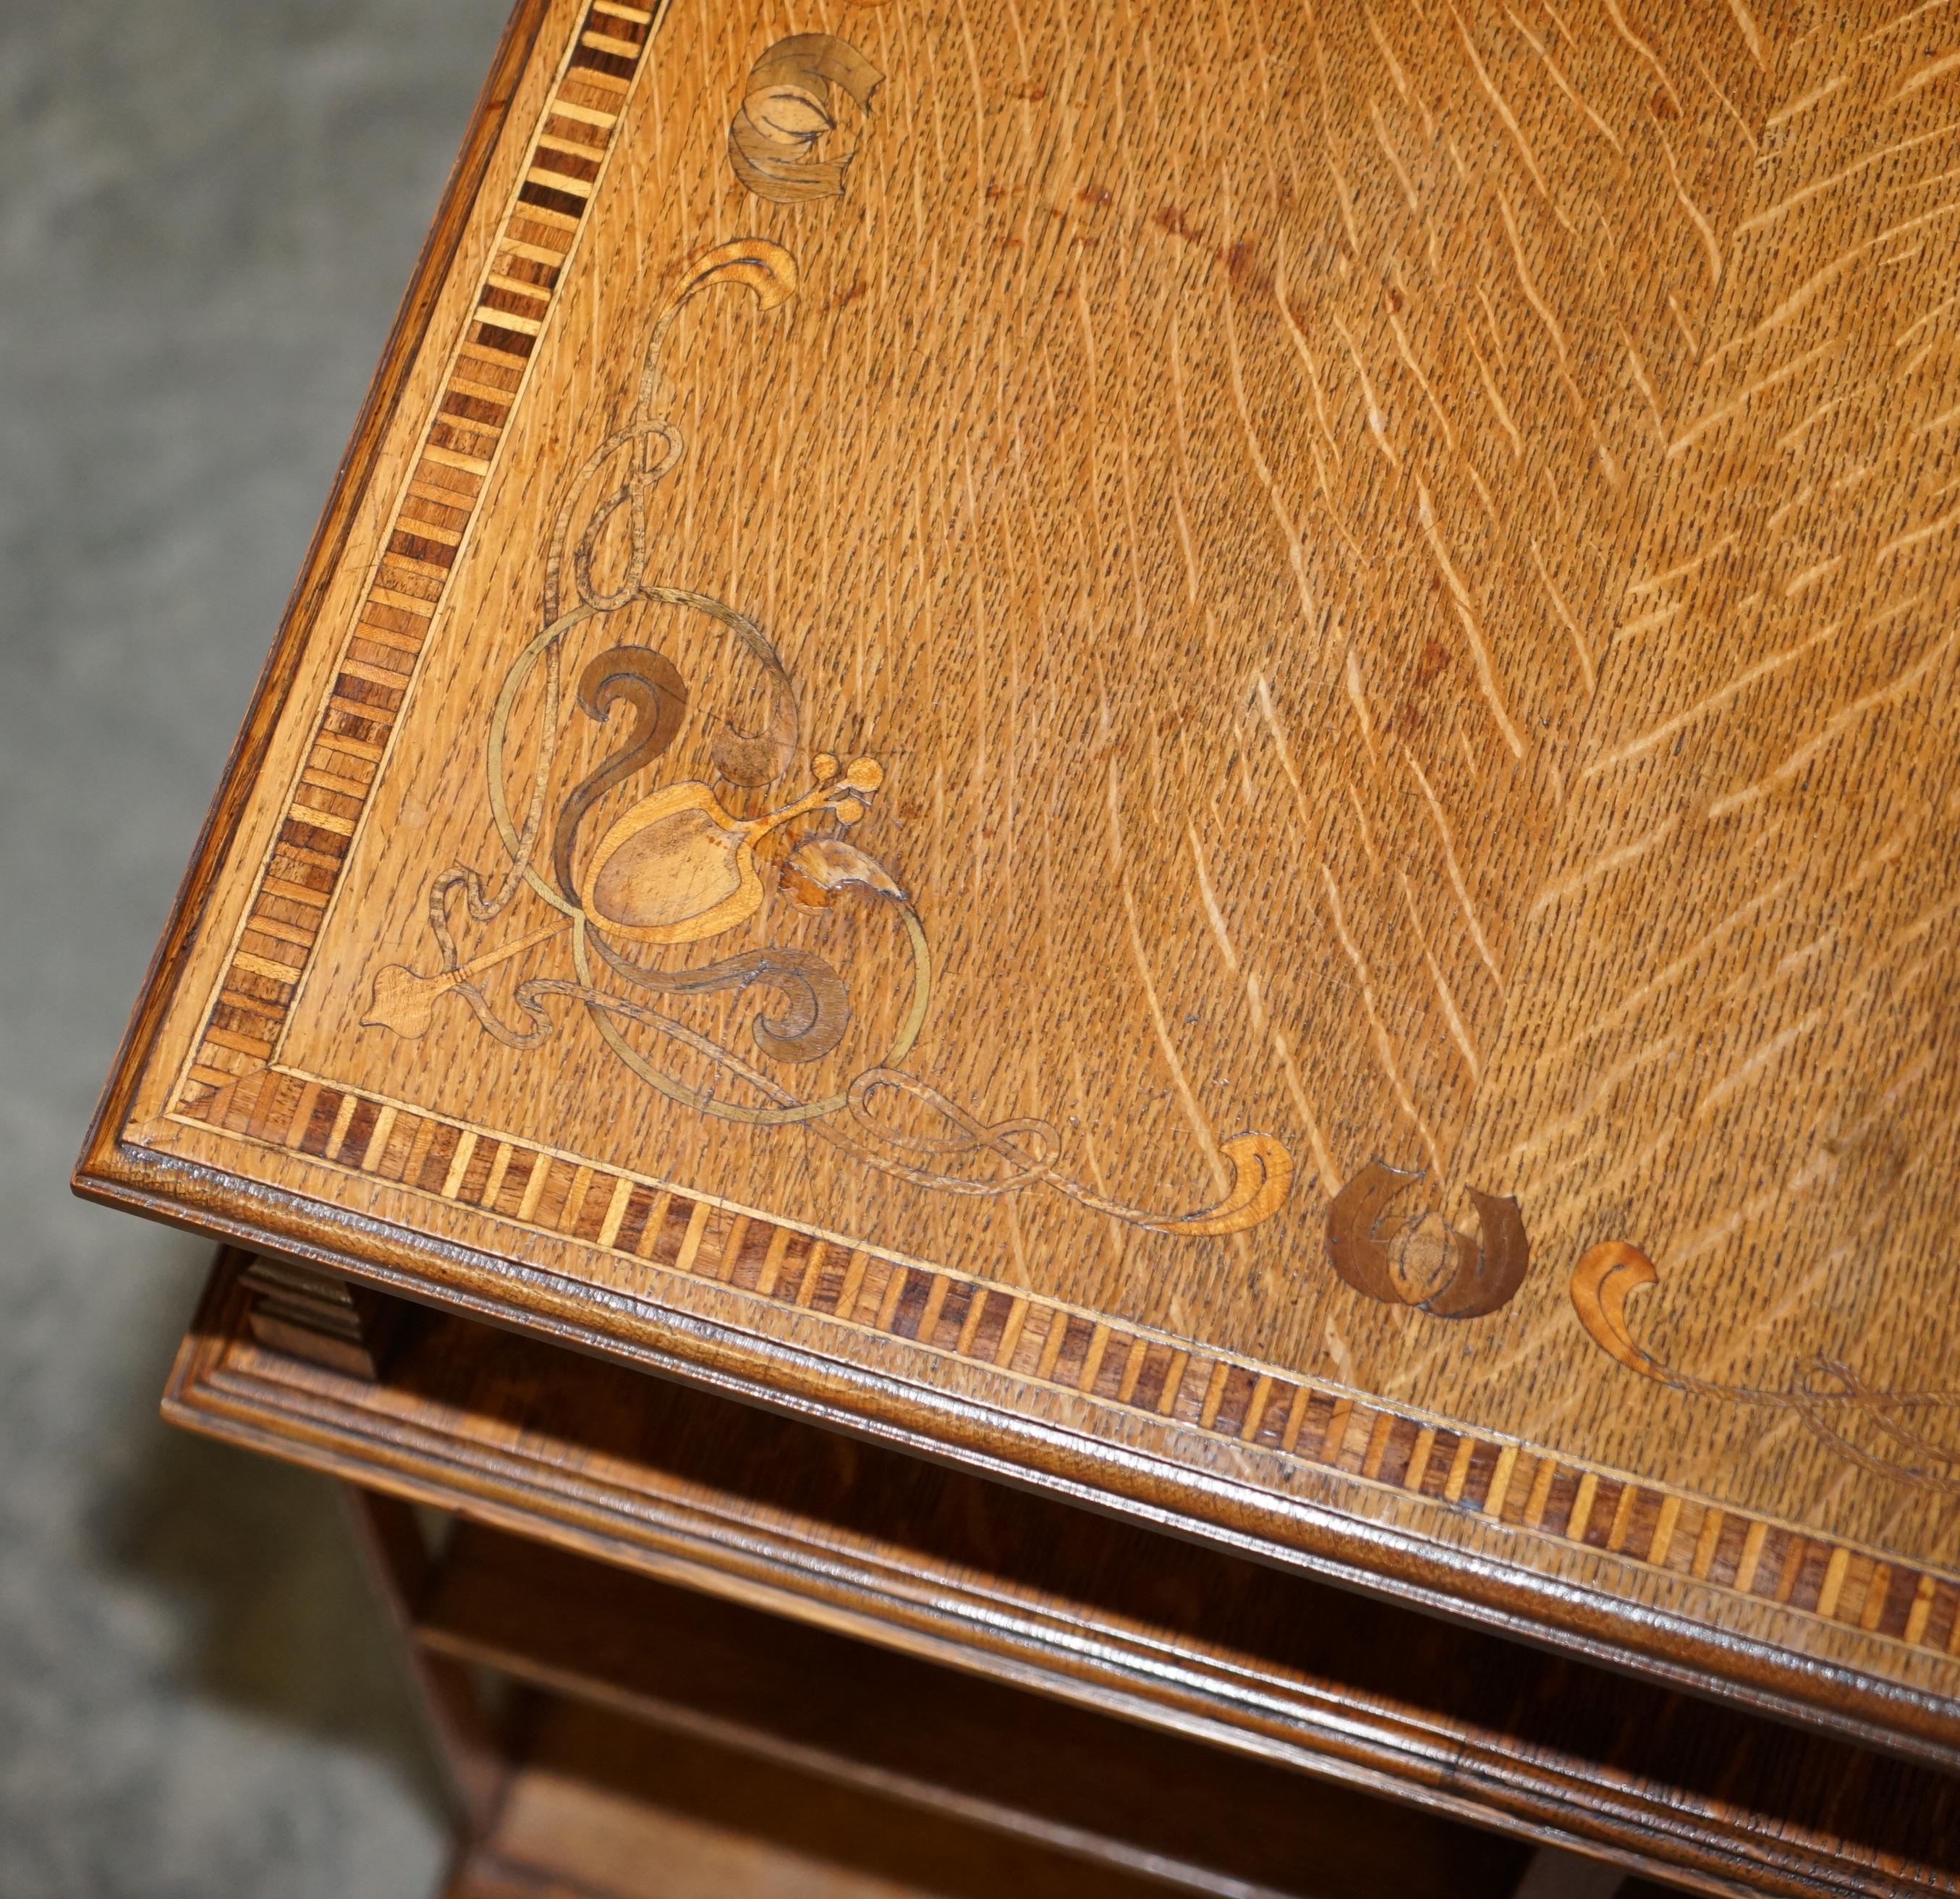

[80,0,1960,1743]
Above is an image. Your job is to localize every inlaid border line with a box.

[171,1067,1960,1665]
[174,0,663,1113]
[152,0,1960,1683]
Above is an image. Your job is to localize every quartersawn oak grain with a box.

[79,0,1960,1760]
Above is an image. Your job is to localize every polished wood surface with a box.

[168,1252,1960,1896]
[452,1699,1391,1899]
[82,0,1960,1756]
[411,1513,1527,1898]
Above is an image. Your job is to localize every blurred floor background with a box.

[0,3,509,1892]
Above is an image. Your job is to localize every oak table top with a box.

[80,0,1960,1766]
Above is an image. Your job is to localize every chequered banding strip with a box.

[177,0,657,1112]
[164,0,1960,1675]
[179,1067,1960,1662]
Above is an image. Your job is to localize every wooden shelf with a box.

[414,1517,1523,1899]
[167,1253,1960,1898]
[448,1699,1234,1899]
[83,0,1960,1780]
[85,0,1960,1887]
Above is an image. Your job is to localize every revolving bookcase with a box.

[79,0,1960,1891]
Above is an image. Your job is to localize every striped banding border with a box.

[161,0,1960,1678]
[179,1065,1960,1663]
[177,0,656,1112]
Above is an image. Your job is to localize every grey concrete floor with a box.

[0,3,511,1892]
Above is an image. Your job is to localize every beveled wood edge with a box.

[146,1065,1960,1699]
[158,1254,1949,1899]
[410,1520,1529,1899]
[71,0,555,1220]
[72,0,1959,1780]
[153,1238,1960,1858]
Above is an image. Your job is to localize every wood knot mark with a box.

[1150,206,1274,300]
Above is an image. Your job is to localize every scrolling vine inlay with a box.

[1573,1244,1960,1498]
[98,0,1960,1707]
[360,232,1294,1240]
